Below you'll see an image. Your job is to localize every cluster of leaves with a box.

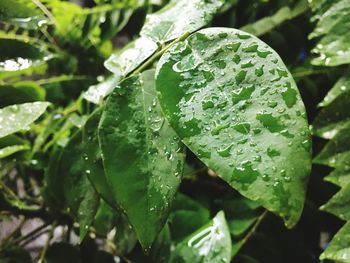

[0,0,349,262]
[310,0,350,261]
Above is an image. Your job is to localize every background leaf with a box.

[0,102,50,138]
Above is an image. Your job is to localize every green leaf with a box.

[0,145,30,159]
[82,108,116,207]
[320,220,350,262]
[169,193,210,241]
[0,0,48,29]
[103,0,224,83]
[39,76,94,105]
[312,90,350,139]
[325,161,350,187]
[310,0,350,66]
[104,37,158,75]
[83,75,121,105]
[170,211,231,263]
[156,27,311,227]
[140,0,224,44]
[321,183,350,221]
[45,131,100,239]
[240,1,309,37]
[98,69,185,249]
[0,38,51,72]
[0,82,46,107]
[0,102,50,138]
[318,76,350,107]
[314,124,350,167]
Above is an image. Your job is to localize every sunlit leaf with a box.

[0,102,50,138]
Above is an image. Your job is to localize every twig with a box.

[131,31,191,76]
[38,221,57,263]
[241,210,269,245]
[1,217,26,245]
[31,0,57,25]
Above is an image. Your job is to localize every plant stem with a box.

[241,210,268,245]
[131,31,191,76]
[38,221,57,263]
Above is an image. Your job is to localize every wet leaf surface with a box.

[156,28,311,227]
[0,102,50,138]
[98,69,185,249]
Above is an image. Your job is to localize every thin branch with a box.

[38,221,57,263]
[131,31,191,76]
[31,0,57,25]
[241,210,269,245]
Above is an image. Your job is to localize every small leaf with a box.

[0,82,46,107]
[312,81,350,139]
[104,37,158,75]
[156,28,311,227]
[98,69,185,249]
[310,0,350,66]
[321,183,350,221]
[0,102,50,138]
[0,39,51,72]
[140,0,224,44]
[320,220,350,262]
[83,76,121,105]
[169,193,210,241]
[170,211,231,263]
[0,0,48,29]
[314,123,350,167]
[0,145,30,159]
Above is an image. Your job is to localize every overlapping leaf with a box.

[0,0,48,29]
[156,27,311,227]
[98,69,185,249]
[310,0,350,66]
[170,211,231,263]
[99,0,224,103]
[313,72,350,261]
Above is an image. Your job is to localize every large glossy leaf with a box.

[0,0,48,29]
[98,69,185,249]
[140,0,224,44]
[0,102,50,138]
[0,39,51,72]
[320,220,350,262]
[310,0,350,66]
[170,211,231,263]
[156,27,311,227]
